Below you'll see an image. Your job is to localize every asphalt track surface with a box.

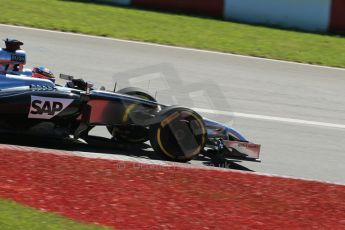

[1,24,345,184]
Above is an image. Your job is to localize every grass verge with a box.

[0,0,344,67]
[0,199,110,230]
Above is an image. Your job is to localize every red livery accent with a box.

[223,140,261,159]
[132,0,224,17]
[330,0,345,33]
[87,99,121,124]
[87,99,112,124]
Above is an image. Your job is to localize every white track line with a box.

[194,108,345,130]
[1,24,344,71]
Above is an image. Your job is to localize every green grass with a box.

[0,0,344,67]
[0,199,110,230]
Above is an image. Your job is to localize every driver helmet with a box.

[32,66,55,83]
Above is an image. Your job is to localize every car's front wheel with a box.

[149,106,206,162]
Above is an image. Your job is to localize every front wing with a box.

[222,141,261,161]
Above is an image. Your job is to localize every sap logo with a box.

[28,96,73,119]
[31,100,63,115]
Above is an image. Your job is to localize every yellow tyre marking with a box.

[156,111,206,160]
[157,127,175,159]
[161,112,179,128]
[122,104,137,123]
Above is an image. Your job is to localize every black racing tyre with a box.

[117,87,157,102]
[107,87,156,143]
[149,106,207,162]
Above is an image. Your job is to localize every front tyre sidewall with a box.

[150,107,206,162]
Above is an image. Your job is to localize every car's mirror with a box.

[59,73,74,81]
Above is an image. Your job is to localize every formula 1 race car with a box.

[0,39,260,162]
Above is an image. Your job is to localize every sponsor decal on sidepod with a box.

[28,96,73,119]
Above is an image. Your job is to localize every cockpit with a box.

[0,38,55,90]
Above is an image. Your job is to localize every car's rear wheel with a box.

[116,87,157,102]
[107,87,156,143]
[149,106,206,162]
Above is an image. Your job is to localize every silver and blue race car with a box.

[0,39,260,162]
